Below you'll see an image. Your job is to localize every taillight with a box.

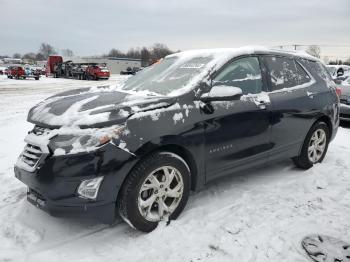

[336,87,342,97]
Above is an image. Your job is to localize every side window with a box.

[213,57,263,95]
[295,62,312,85]
[264,56,299,90]
[316,62,333,81]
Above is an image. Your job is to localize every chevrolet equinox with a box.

[15,47,340,232]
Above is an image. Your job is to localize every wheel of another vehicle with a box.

[293,121,330,169]
[117,152,191,232]
[35,77,39,80]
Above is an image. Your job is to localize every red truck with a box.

[46,56,63,77]
[85,65,110,80]
[7,66,26,79]
[7,66,40,80]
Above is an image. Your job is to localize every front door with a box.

[203,56,272,181]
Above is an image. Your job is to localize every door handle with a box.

[257,100,267,110]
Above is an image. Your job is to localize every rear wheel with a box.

[117,152,190,232]
[293,121,329,169]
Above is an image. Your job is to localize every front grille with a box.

[21,144,43,168]
[16,126,51,172]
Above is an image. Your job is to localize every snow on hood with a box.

[28,87,175,128]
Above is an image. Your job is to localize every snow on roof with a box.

[167,46,319,62]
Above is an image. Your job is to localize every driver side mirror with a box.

[200,85,243,102]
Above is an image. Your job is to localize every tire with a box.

[117,152,191,232]
[293,121,330,169]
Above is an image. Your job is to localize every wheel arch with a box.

[316,114,333,138]
[123,140,199,193]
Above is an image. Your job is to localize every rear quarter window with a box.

[264,56,299,91]
[299,59,332,82]
[295,61,312,85]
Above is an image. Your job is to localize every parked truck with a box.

[7,66,40,80]
[46,55,110,80]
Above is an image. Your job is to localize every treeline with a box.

[102,43,176,66]
[328,59,350,66]
[0,43,73,63]
[1,42,176,66]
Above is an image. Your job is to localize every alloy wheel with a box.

[137,166,184,222]
[308,128,327,163]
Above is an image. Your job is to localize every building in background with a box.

[2,58,23,64]
[67,57,142,74]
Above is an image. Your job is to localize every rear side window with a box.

[295,62,312,85]
[264,56,299,91]
[213,56,263,95]
[316,62,333,82]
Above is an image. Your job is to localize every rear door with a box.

[204,56,272,181]
[261,55,319,161]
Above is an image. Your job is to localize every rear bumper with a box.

[14,143,138,223]
[96,74,110,79]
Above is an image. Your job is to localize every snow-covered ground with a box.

[0,74,350,262]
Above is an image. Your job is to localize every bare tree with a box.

[39,43,56,59]
[13,53,21,59]
[22,52,37,61]
[35,53,45,61]
[306,45,321,58]
[151,43,172,61]
[141,47,151,66]
[346,57,350,66]
[62,49,74,57]
[323,56,329,64]
[108,48,124,57]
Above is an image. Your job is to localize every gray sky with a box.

[1,0,349,59]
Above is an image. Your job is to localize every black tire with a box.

[117,152,191,232]
[293,121,330,169]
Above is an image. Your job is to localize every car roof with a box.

[167,46,319,63]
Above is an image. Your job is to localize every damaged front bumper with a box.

[14,142,138,224]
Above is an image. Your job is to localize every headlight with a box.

[50,126,125,155]
[77,176,104,200]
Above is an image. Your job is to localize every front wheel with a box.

[117,152,190,232]
[293,121,330,169]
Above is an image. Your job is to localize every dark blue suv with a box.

[15,47,339,232]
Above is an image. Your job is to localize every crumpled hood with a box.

[28,87,176,128]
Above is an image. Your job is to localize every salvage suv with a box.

[15,47,339,232]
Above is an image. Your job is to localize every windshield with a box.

[120,55,214,96]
